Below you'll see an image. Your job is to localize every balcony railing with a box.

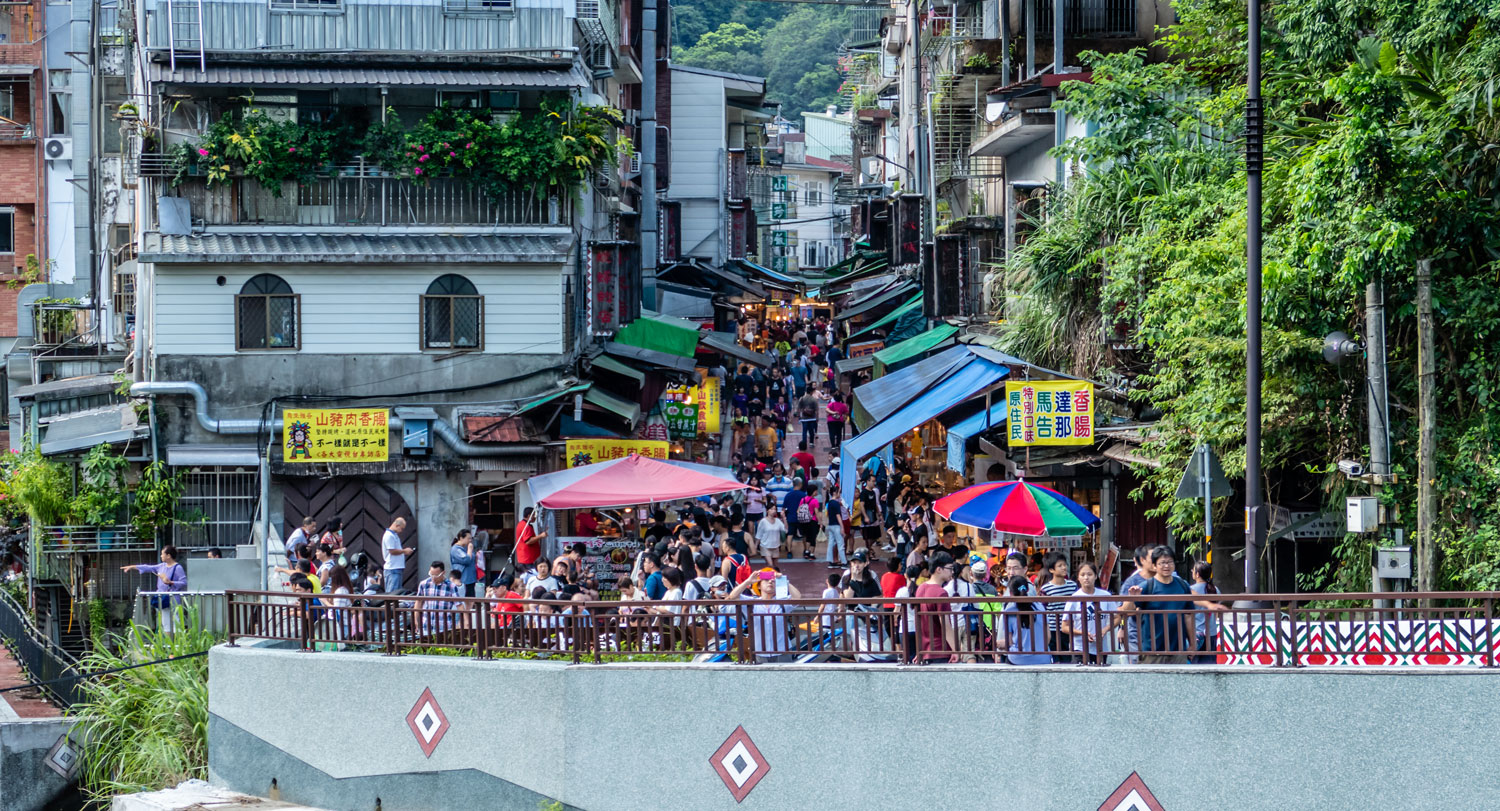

[0,120,35,140]
[32,303,96,348]
[1036,0,1140,38]
[37,525,151,555]
[153,171,568,227]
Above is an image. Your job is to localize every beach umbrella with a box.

[933,481,1100,537]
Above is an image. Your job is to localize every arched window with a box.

[421,274,483,350]
[236,274,298,350]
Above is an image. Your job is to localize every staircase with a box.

[33,583,91,660]
[166,0,205,72]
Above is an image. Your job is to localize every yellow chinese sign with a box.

[565,439,670,467]
[1006,381,1095,446]
[664,371,722,435]
[283,409,391,463]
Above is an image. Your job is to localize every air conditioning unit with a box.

[883,20,906,54]
[44,137,72,162]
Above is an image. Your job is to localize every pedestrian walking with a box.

[826,392,849,451]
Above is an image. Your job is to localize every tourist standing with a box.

[450,530,478,597]
[381,517,413,593]
[122,545,187,632]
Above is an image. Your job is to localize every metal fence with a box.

[1035,0,1140,37]
[133,591,229,634]
[0,587,83,707]
[224,590,1500,667]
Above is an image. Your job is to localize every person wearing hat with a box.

[728,568,803,662]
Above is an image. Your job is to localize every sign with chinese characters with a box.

[283,409,390,462]
[565,439,669,467]
[771,230,789,247]
[771,202,789,220]
[1005,381,1094,446]
[772,175,789,192]
[662,400,700,439]
[664,372,721,435]
[848,339,885,358]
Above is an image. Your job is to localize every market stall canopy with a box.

[945,400,1007,472]
[731,258,803,289]
[845,293,923,342]
[656,281,716,319]
[660,260,769,299]
[836,354,876,374]
[873,323,959,376]
[590,354,646,384]
[836,280,920,324]
[700,331,773,368]
[840,348,1011,504]
[935,481,1101,537]
[851,345,974,430]
[602,341,699,376]
[613,312,701,359]
[526,455,749,509]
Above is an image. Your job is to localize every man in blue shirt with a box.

[1124,546,1225,664]
[642,553,667,600]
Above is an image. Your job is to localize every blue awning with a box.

[840,351,1011,504]
[731,258,801,286]
[946,401,1008,473]
[851,345,973,430]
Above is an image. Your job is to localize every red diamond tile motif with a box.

[1099,771,1166,811]
[710,725,770,804]
[405,687,450,758]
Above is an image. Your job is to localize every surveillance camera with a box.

[1338,460,1365,478]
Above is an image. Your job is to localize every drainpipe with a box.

[129,381,543,457]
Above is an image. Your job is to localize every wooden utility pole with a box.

[1416,259,1437,593]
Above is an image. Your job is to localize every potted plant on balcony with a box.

[130,462,186,547]
[74,445,128,550]
[4,448,73,547]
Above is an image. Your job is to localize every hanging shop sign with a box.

[1005,381,1095,446]
[565,439,670,467]
[662,400,701,440]
[848,340,885,358]
[664,371,722,435]
[283,409,391,463]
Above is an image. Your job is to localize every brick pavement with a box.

[0,643,63,719]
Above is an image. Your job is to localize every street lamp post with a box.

[1244,0,1265,594]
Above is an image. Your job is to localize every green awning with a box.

[513,383,591,416]
[614,312,701,359]
[584,386,642,427]
[872,323,959,377]
[845,293,923,341]
[591,354,646,384]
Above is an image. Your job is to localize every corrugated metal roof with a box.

[140,232,574,264]
[147,62,587,88]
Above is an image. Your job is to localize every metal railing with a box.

[0,586,83,707]
[0,120,34,139]
[31,304,95,347]
[133,590,229,633]
[154,173,567,227]
[223,590,1500,667]
[1036,0,1140,38]
[36,525,152,555]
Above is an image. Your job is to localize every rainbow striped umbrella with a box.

[933,481,1101,537]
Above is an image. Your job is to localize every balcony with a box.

[150,169,569,228]
[0,120,34,140]
[36,525,151,555]
[32,302,97,348]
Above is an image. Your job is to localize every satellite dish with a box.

[983,98,1008,123]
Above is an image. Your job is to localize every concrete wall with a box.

[210,645,1500,811]
[0,716,76,811]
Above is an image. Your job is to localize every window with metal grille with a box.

[443,0,513,13]
[236,274,299,351]
[270,0,342,12]
[422,274,483,350]
[171,467,259,550]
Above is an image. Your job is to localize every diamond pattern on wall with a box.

[405,687,450,758]
[710,725,770,803]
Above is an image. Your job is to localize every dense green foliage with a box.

[1000,0,1500,590]
[673,1,847,117]
[71,617,219,802]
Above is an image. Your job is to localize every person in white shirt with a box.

[381,517,413,593]
[1068,560,1118,665]
[755,507,788,568]
[893,563,926,663]
[524,558,561,595]
[819,571,843,636]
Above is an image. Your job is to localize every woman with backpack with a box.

[720,534,754,587]
[796,483,822,561]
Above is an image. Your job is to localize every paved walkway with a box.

[0,643,63,719]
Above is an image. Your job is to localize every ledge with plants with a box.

[161,96,625,199]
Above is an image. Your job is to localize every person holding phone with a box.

[729,569,802,662]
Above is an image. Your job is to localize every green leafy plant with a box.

[73,445,129,528]
[130,462,187,544]
[964,53,995,70]
[6,254,42,290]
[88,598,109,648]
[193,106,357,192]
[70,612,219,801]
[4,448,73,526]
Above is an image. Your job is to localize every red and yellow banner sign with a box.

[565,439,670,467]
[1006,381,1094,446]
[283,409,391,462]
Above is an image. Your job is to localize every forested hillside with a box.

[672,0,849,116]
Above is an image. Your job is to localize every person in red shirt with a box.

[514,507,546,571]
[879,555,907,611]
[575,509,600,536]
[791,441,816,475]
[487,572,525,629]
[914,552,956,662]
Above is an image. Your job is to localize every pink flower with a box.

[416,145,425,152]
[288,146,296,153]
[197,148,209,156]
[414,167,423,175]
[465,142,474,148]
[406,152,414,158]
[448,151,456,158]
[418,154,430,162]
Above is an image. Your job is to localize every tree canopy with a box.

[672,1,847,117]
[999,0,1500,590]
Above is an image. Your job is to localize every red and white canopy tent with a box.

[521,454,748,510]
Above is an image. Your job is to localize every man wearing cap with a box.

[841,549,883,652]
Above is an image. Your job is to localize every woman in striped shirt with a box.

[1038,552,1079,660]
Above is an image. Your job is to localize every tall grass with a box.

[69,611,220,803]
